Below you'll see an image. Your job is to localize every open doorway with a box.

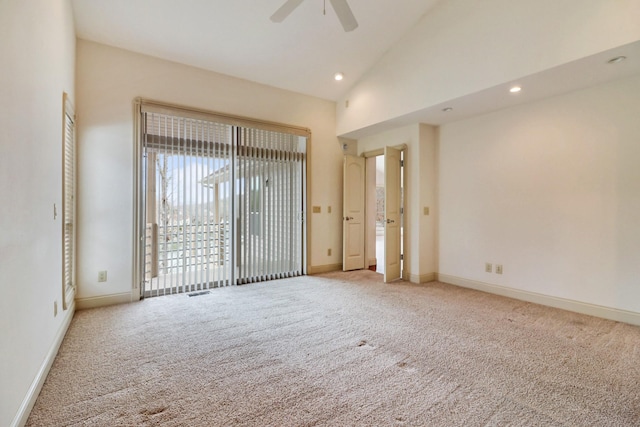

[374,155,385,274]
[364,151,403,279]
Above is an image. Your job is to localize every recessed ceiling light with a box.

[442,107,453,112]
[607,56,627,64]
[334,72,344,81]
[509,86,522,93]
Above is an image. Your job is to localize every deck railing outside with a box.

[145,222,230,281]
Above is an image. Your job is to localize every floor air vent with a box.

[188,291,211,297]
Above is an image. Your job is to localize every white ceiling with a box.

[71,0,640,137]
[342,40,640,139]
[71,0,444,101]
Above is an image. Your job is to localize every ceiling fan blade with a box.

[270,0,305,23]
[329,0,358,32]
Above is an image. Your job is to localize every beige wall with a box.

[417,124,439,279]
[356,73,640,321]
[439,74,640,315]
[75,40,343,304]
[0,0,76,425]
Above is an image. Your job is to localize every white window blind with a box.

[142,112,233,296]
[236,127,305,284]
[62,92,76,309]
[138,101,307,296]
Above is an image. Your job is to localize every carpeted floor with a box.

[27,271,640,426]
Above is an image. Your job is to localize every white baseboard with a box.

[438,274,640,327]
[408,272,437,284]
[75,292,132,310]
[11,301,75,427]
[307,263,343,275]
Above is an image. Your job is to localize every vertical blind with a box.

[139,102,307,296]
[236,127,305,284]
[143,112,233,296]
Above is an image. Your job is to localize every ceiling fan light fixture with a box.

[329,0,358,32]
[271,0,358,32]
[270,0,304,22]
[607,56,626,64]
[334,72,344,81]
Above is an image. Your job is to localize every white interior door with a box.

[343,155,365,271]
[384,147,401,282]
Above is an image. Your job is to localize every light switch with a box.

[312,206,321,213]
[424,207,430,215]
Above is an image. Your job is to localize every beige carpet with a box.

[27,271,640,426]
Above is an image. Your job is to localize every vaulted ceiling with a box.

[71,0,444,101]
[71,0,640,137]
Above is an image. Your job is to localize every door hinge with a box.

[400,160,404,167]
[400,207,404,214]
[400,254,404,260]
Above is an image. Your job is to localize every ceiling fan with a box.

[270,0,359,32]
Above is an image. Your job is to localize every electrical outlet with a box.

[327,248,332,256]
[485,263,492,273]
[54,301,58,317]
[327,206,332,214]
[98,270,108,282]
[496,264,503,275]
[424,207,430,215]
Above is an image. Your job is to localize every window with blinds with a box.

[137,101,308,297]
[62,92,76,309]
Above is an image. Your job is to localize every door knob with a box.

[344,216,354,221]
[386,218,395,224]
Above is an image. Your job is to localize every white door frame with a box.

[361,145,406,281]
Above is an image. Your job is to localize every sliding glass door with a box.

[235,128,306,284]
[137,102,307,297]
